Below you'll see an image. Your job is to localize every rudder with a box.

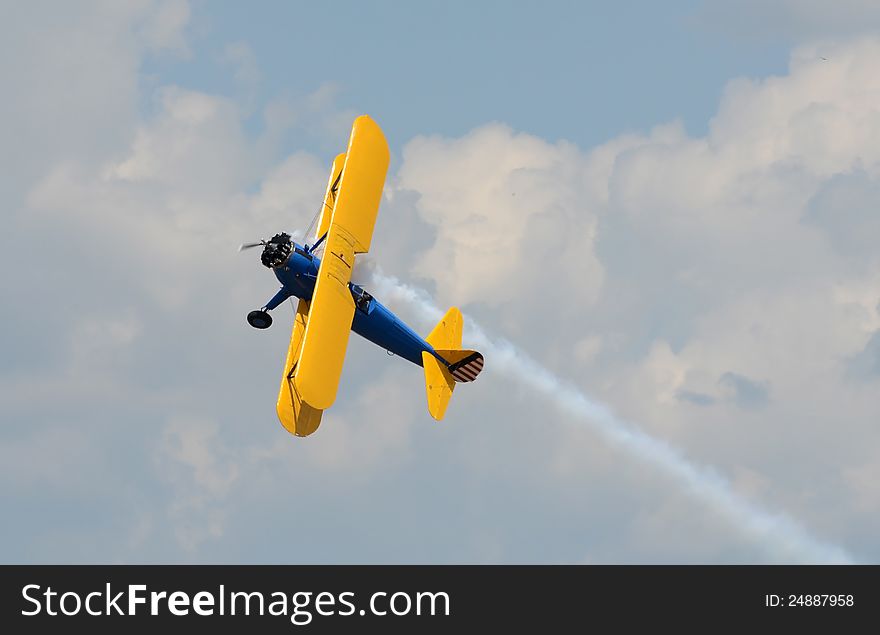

[437,349,484,383]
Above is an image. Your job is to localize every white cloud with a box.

[0,1,192,201]
[392,39,880,560]
[0,427,94,494]
[396,124,605,331]
[111,87,255,195]
[138,0,192,55]
[157,416,240,552]
[844,453,880,514]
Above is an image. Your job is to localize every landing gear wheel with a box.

[247,310,272,329]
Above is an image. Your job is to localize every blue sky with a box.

[2,1,880,564]
[145,1,790,152]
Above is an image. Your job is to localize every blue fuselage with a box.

[266,244,440,367]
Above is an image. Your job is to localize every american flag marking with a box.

[448,353,484,383]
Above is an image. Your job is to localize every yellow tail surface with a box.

[422,307,484,420]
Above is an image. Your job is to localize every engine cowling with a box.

[261,233,292,268]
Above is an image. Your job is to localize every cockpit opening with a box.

[350,284,374,313]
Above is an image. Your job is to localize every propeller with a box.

[238,240,266,252]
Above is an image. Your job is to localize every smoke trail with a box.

[371,272,855,564]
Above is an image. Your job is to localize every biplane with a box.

[241,116,484,437]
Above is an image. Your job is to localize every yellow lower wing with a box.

[277,299,323,437]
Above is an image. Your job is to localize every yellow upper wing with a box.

[326,115,390,252]
[293,115,390,410]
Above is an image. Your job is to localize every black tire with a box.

[247,310,273,329]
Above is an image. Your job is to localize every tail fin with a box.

[426,306,463,350]
[422,307,484,420]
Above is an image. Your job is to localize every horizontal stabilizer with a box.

[422,351,455,420]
